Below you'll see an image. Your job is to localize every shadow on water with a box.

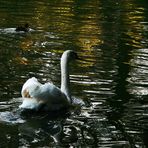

[0,98,83,147]
[0,0,148,147]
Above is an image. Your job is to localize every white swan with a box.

[19,50,78,111]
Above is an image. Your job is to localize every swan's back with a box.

[20,77,69,111]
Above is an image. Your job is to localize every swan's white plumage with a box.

[20,77,69,111]
[19,50,77,111]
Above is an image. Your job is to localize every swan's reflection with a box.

[18,111,78,147]
[0,95,84,147]
[19,117,63,145]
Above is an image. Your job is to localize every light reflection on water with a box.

[0,0,148,147]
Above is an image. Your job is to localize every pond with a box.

[0,0,148,147]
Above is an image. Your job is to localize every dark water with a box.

[0,0,148,147]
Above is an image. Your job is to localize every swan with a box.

[19,50,78,111]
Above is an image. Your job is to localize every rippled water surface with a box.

[0,0,148,147]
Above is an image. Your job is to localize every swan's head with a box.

[61,50,78,62]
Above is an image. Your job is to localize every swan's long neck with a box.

[60,53,71,102]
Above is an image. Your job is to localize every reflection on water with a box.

[0,0,148,147]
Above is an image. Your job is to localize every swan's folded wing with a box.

[36,83,68,102]
[29,83,69,110]
[21,77,41,98]
[21,79,69,111]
